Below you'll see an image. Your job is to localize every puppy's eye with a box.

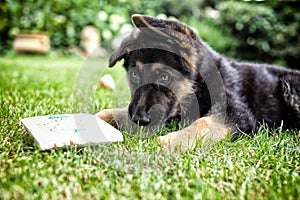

[160,72,171,83]
[130,70,140,83]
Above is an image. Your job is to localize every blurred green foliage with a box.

[1,0,299,68]
[6,0,134,51]
[0,1,12,54]
[217,1,300,68]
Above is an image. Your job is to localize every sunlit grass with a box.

[0,55,299,199]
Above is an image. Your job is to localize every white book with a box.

[21,113,123,150]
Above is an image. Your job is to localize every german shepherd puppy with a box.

[97,14,300,151]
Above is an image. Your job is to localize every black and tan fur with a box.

[97,15,300,151]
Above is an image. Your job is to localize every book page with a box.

[21,114,123,150]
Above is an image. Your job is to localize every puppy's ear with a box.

[131,14,169,38]
[132,14,199,69]
[131,14,197,40]
[108,49,125,68]
[108,32,136,67]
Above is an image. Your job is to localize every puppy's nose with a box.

[132,114,151,126]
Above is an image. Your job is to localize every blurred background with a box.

[1,0,299,69]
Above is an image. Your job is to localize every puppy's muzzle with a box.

[128,84,170,126]
[131,109,151,126]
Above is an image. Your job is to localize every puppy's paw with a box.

[96,109,115,123]
[159,128,197,152]
[96,107,129,128]
[159,116,229,153]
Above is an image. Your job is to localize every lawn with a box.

[0,55,299,199]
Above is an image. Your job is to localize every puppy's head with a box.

[109,15,201,126]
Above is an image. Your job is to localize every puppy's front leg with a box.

[96,107,129,128]
[159,116,230,152]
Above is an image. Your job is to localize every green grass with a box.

[0,55,299,200]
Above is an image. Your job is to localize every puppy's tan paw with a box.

[96,107,129,128]
[159,132,177,151]
[96,109,115,123]
[159,128,197,152]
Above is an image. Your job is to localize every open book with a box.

[21,113,123,150]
